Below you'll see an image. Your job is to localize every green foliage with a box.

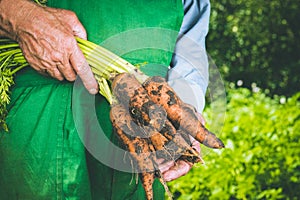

[0,55,16,132]
[168,87,300,199]
[207,0,300,96]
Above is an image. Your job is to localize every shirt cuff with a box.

[167,75,206,113]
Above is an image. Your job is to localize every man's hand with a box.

[0,0,98,94]
[159,113,205,181]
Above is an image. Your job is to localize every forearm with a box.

[168,0,211,113]
[0,0,38,40]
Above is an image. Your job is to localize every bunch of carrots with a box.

[111,73,225,199]
[0,37,224,199]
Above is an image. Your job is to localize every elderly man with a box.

[0,0,210,199]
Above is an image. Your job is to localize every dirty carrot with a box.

[110,103,158,200]
[110,103,175,200]
[143,76,225,149]
[112,72,167,131]
[160,119,203,164]
[112,72,202,161]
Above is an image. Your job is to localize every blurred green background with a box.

[168,0,300,199]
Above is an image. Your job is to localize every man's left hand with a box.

[158,113,205,181]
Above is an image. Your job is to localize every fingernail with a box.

[89,88,98,94]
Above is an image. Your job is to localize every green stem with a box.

[78,42,128,74]
[76,37,137,72]
[0,49,20,59]
[96,75,113,104]
[10,64,28,75]
[0,43,19,50]
[0,54,14,69]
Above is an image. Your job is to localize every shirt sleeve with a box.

[167,0,211,113]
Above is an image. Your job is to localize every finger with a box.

[53,67,64,81]
[47,67,64,81]
[56,62,76,81]
[70,45,98,94]
[189,135,201,153]
[196,112,206,126]
[158,160,175,173]
[188,135,205,164]
[33,59,64,81]
[155,158,165,165]
[163,160,192,182]
[29,62,48,77]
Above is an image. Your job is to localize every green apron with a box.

[0,0,183,199]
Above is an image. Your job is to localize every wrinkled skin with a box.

[0,0,98,94]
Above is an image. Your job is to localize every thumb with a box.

[196,112,206,126]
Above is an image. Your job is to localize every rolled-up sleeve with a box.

[167,0,210,113]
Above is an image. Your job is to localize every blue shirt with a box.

[168,0,210,113]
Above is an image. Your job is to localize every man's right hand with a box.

[0,0,98,94]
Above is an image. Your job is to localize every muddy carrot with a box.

[112,73,167,131]
[110,103,157,200]
[143,76,225,149]
[160,119,203,164]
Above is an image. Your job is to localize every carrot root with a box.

[143,76,225,149]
